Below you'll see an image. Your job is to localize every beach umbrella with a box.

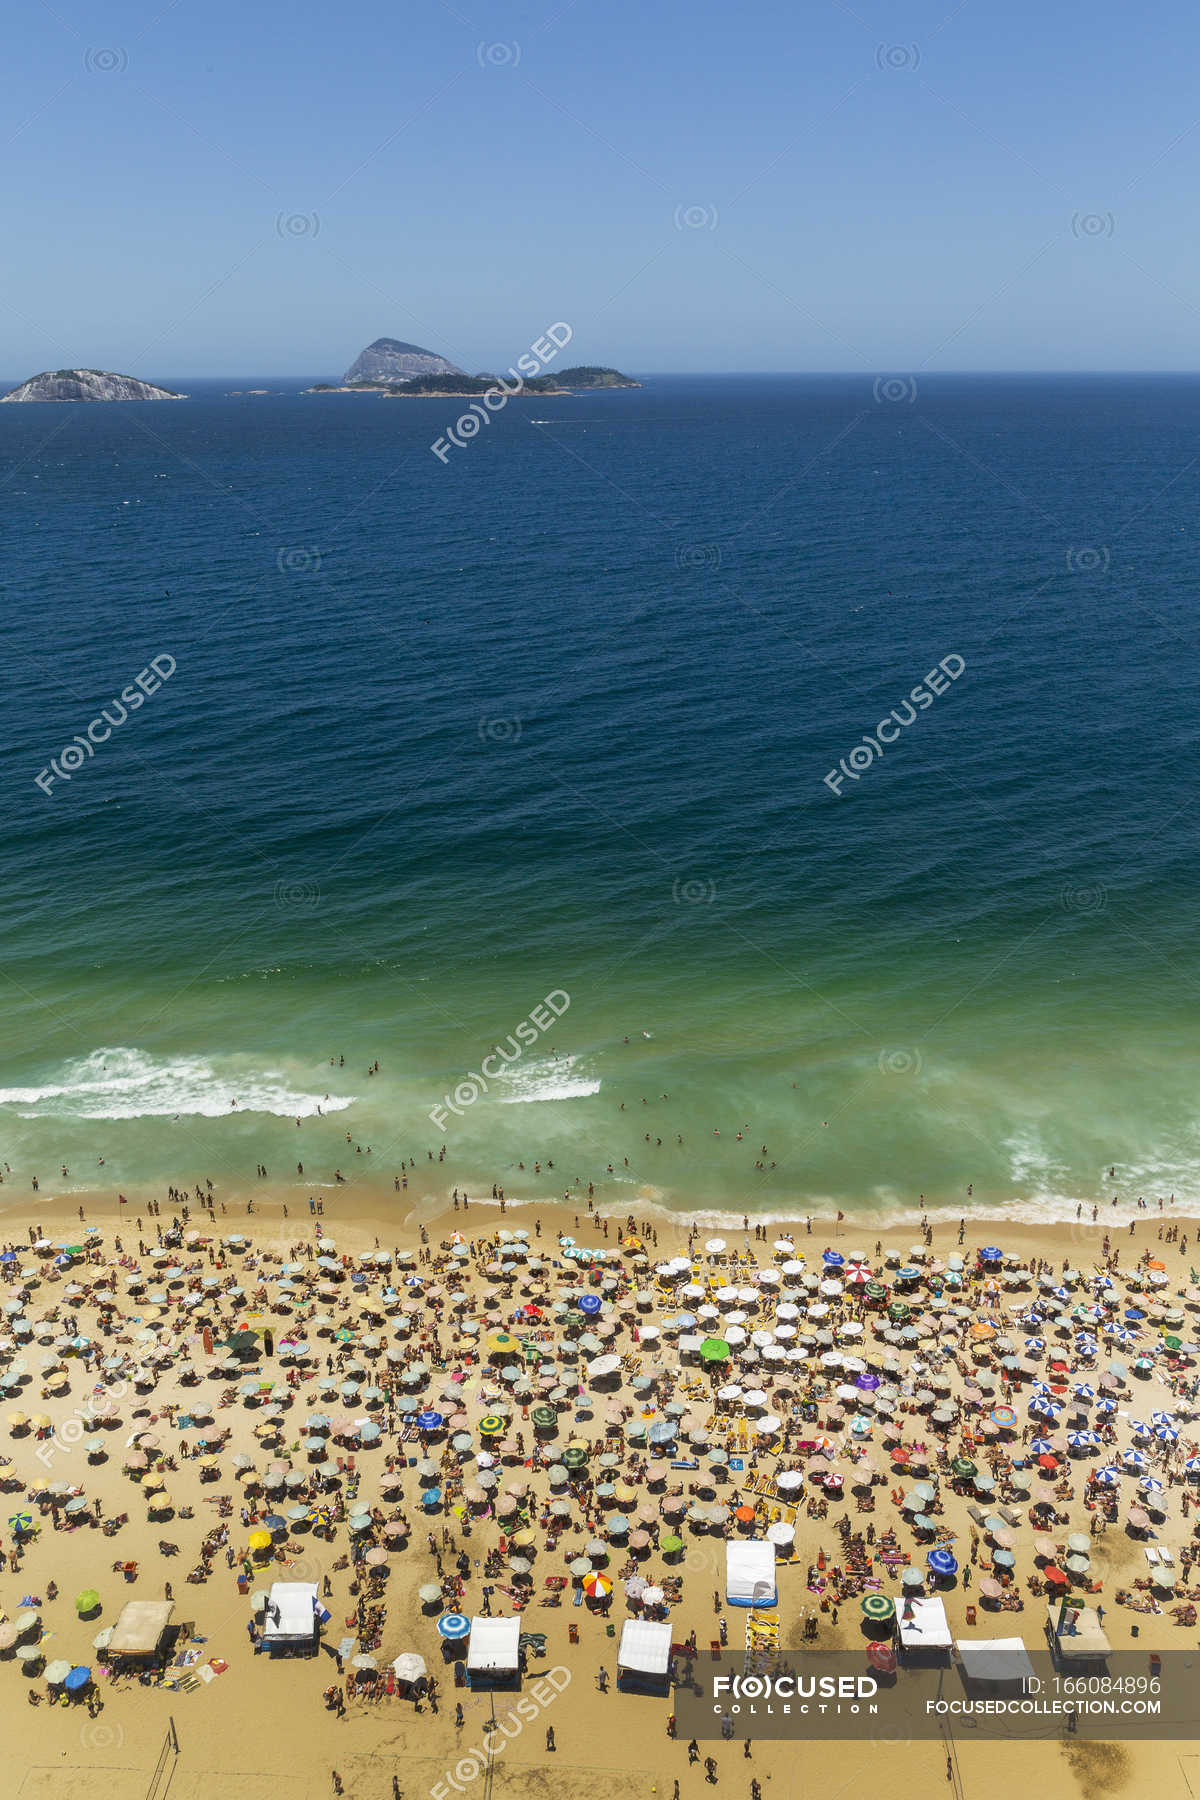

[927,1549,957,1577]
[74,1589,100,1614]
[867,1641,897,1673]
[9,1512,34,1534]
[699,1338,730,1363]
[583,1572,612,1598]
[861,1593,895,1620]
[437,1612,470,1640]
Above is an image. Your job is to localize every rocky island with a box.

[307,338,639,398]
[0,369,185,403]
[342,338,465,384]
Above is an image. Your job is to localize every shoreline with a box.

[9,1170,1200,1242]
[13,1181,1200,1273]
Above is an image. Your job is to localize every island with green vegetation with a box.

[306,365,639,398]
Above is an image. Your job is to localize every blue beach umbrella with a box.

[822,1252,845,1268]
[927,1548,957,1577]
[64,1665,91,1692]
[979,1247,1002,1262]
[437,1612,470,1640]
[578,1294,602,1316]
[416,1411,443,1431]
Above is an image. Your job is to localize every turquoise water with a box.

[3,374,1200,1221]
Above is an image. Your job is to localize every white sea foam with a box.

[0,1047,356,1121]
[494,1055,601,1105]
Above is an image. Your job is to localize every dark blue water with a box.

[2,375,1198,1221]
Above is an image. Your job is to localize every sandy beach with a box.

[1,1187,1198,1800]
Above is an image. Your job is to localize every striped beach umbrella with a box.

[583,1572,612,1598]
[860,1593,894,1621]
[437,1612,470,1640]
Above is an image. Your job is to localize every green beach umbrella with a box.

[951,1457,977,1478]
[562,1446,588,1469]
[865,1282,887,1301]
[530,1406,557,1430]
[661,1535,684,1555]
[861,1593,895,1620]
[74,1589,100,1614]
[887,1302,910,1321]
[699,1338,731,1363]
[478,1415,506,1436]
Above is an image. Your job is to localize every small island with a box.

[306,365,639,398]
[0,369,185,403]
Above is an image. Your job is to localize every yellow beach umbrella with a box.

[248,1529,273,1552]
[142,1472,165,1491]
[7,1413,28,1430]
[30,1414,51,1430]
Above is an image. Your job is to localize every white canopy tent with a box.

[725,1540,776,1609]
[260,1581,321,1657]
[897,1595,952,1651]
[617,1618,673,1688]
[466,1616,521,1686]
[956,1638,1036,1684]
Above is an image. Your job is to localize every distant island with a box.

[308,364,639,398]
[0,369,185,403]
[342,338,465,384]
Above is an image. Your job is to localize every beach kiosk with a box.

[1045,1602,1111,1671]
[725,1540,777,1609]
[617,1618,673,1694]
[107,1600,175,1668]
[260,1580,322,1658]
[896,1595,953,1662]
[465,1616,521,1689]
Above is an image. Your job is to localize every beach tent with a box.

[617,1618,673,1693]
[260,1581,323,1657]
[897,1595,952,1655]
[466,1616,521,1688]
[1045,1602,1112,1665]
[107,1600,175,1663]
[725,1540,777,1609]
[956,1637,1035,1686]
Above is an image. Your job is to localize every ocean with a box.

[2,372,1199,1226]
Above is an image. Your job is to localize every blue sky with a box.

[6,0,1200,375]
